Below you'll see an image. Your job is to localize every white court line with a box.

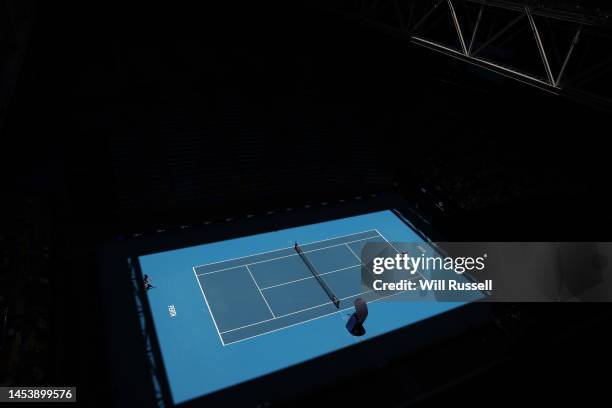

[219,316,277,334]
[196,235,379,276]
[345,243,362,263]
[245,265,275,319]
[192,267,225,346]
[260,264,361,291]
[374,229,430,282]
[221,285,418,346]
[274,289,374,319]
[193,229,378,269]
[221,274,422,335]
[219,289,374,335]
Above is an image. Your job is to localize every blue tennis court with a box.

[194,229,407,345]
[139,210,477,405]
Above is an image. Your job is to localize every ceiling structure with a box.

[316,0,612,110]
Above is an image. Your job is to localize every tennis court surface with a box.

[139,210,478,405]
[194,229,400,345]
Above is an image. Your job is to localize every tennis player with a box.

[144,274,155,291]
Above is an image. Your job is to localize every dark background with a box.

[1,1,612,406]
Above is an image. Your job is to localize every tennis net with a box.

[294,243,340,308]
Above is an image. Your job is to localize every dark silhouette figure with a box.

[144,274,155,291]
[346,297,368,336]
